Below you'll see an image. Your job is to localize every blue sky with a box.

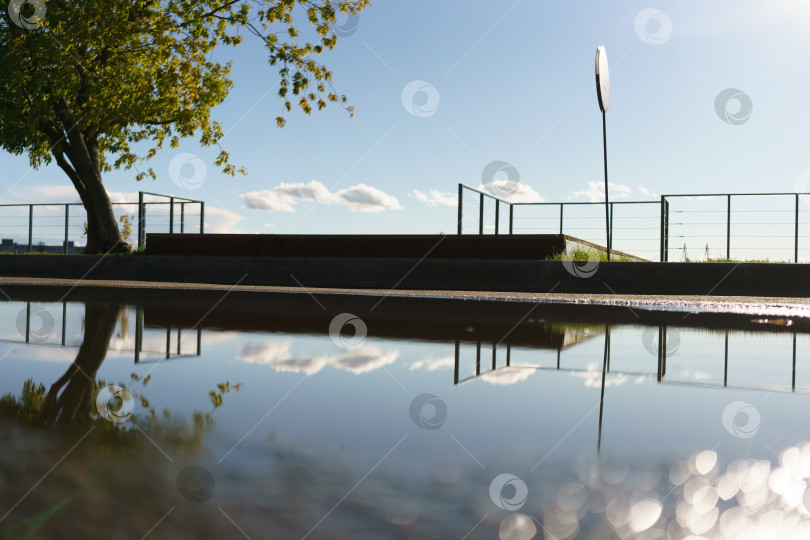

[3,0,810,247]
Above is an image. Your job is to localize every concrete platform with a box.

[144,233,645,261]
[145,233,565,259]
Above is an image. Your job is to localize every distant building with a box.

[0,238,82,254]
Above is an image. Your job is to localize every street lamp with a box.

[595,45,611,260]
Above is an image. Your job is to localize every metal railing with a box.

[458,183,810,262]
[0,191,204,253]
[136,192,204,250]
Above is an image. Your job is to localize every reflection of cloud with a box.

[571,363,628,388]
[106,329,238,359]
[238,341,398,375]
[2,346,73,363]
[410,356,454,371]
[479,367,535,385]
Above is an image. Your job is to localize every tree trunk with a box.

[79,164,131,254]
[50,99,132,254]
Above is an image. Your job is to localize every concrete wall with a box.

[1,254,809,297]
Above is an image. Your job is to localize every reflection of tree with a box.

[0,302,240,448]
[41,303,120,427]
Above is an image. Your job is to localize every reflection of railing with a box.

[9,303,201,363]
[0,191,204,253]
[453,326,805,394]
[453,341,513,385]
[134,307,201,363]
[458,183,810,262]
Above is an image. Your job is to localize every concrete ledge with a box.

[0,255,809,297]
[2,278,810,334]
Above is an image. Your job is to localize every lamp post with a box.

[595,45,611,260]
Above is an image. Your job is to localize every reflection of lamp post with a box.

[595,46,611,260]
[598,324,610,453]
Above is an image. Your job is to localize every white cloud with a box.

[14,185,78,202]
[410,356,455,371]
[411,189,457,207]
[239,190,295,212]
[204,206,245,233]
[238,341,399,375]
[637,186,658,199]
[272,180,332,203]
[333,183,402,213]
[476,182,544,203]
[12,185,180,207]
[240,180,401,214]
[571,181,633,202]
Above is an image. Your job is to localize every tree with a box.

[0,0,370,253]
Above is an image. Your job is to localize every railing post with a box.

[169,196,175,234]
[25,302,30,343]
[454,339,460,385]
[495,200,500,235]
[559,203,564,235]
[478,192,484,235]
[199,201,204,234]
[726,194,731,260]
[795,194,800,263]
[61,302,66,346]
[659,196,665,262]
[664,199,670,262]
[457,184,463,234]
[181,202,185,234]
[137,192,145,250]
[657,326,665,382]
[508,203,513,234]
[27,204,33,253]
[793,332,797,391]
[135,307,142,364]
[64,204,69,254]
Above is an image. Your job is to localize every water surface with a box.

[2,300,810,539]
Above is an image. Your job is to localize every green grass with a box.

[546,247,794,264]
[546,247,636,262]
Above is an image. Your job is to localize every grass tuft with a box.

[546,247,636,262]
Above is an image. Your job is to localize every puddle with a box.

[2,300,810,538]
